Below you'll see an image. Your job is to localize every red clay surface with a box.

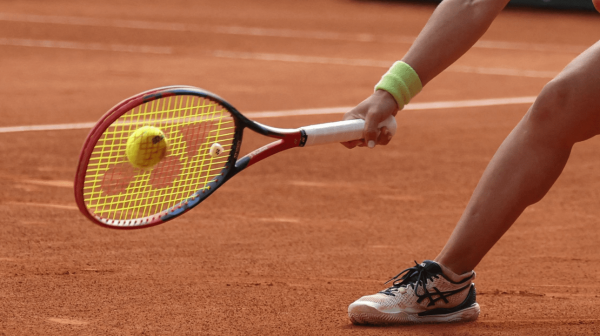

[1,0,600,334]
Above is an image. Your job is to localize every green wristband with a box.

[374,61,423,110]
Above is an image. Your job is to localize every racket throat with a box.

[236,131,304,169]
[237,139,285,169]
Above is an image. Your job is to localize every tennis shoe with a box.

[348,260,479,325]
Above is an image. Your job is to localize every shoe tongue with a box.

[399,261,441,286]
[421,260,442,274]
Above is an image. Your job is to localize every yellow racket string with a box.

[83,95,235,220]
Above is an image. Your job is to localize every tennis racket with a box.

[74,86,396,229]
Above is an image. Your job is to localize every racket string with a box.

[83,95,236,221]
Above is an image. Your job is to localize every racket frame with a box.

[75,86,306,229]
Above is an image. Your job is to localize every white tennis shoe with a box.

[348,260,480,325]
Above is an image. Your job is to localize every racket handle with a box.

[300,115,397,147]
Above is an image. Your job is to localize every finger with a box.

[377,127,393,146]
[341,140,363,149]
[363,111,384,148]
[342,111,358,121]
[342,102,367,121]
[341,103,368,147]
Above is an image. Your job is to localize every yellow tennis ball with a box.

[126,126,168,169]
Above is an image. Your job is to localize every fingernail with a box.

[367,140,375,148]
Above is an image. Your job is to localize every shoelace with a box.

[380,261,438,297]
[379,261,470,307]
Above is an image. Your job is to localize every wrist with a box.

[373,89,399,112]
[374,61,423,110]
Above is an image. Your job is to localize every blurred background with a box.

[395,0,596,10]
[1,1,599,335]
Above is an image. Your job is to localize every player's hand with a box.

[341,90,399,149]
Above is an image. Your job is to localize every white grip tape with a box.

[300,115,396,147]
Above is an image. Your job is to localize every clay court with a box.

[1,0,600,334]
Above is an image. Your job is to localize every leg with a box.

[436,40,600,275]
[347,41,600,326]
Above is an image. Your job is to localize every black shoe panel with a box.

[418,284,477,317]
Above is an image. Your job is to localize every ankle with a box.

[436,261,474,282]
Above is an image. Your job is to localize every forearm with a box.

[342,0,510,148]
[403,0,510,86]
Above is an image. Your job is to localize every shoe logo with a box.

[416,284,471,307]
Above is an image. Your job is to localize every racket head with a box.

[75,86,246,229]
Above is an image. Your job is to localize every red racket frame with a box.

[75,86,306,229]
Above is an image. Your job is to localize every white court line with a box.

[213,50,559,78]
[251,96,537,118]
[473,40,585,54]
[46,318,89,326]
[451,65,558,79]
[5,202,78,211]
[0,37,172,54]
[0,96,536,134]
[0,122,97,133]
[0,36,559,77]
[214,50,391,68]
[0,12,188,31]
[22,179,73,188]
[0,12,588,54]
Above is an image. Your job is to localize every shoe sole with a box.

[348,302,480,325]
